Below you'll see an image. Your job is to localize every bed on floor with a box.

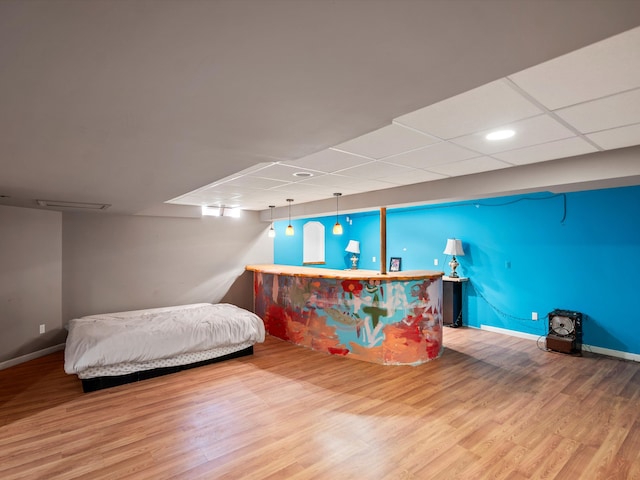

[64,303,265,392]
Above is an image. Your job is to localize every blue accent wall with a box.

[273,185,640,356]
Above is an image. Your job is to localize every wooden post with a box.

[380,207,387,274]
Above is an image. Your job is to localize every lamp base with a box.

[449,255,459,278]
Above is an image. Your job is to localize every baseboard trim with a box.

[585,345,640,363]
[0,343,65,370]
[479,324,541,342]
[477,324,639,363]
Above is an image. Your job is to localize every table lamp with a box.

[345,240,360,269]
[443,238,465,278]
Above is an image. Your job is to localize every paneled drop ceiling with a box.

[169,26,640,212]
[1,1,640,217]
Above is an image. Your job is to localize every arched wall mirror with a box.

[303,221,325,264]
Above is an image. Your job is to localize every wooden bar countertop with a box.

[245,264,443,281]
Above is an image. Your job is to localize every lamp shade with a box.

[443,238,465,256]
[345,240,360,254]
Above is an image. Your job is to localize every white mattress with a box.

[64,303,265,375]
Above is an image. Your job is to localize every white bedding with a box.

[64,303,265,375]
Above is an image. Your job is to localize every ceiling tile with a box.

[198,183,247,196]
[384,141,479,168]
[586,123,640,150]
[250,163,326,182]
[227,176,291,190]
[233,191,293,209]
[336,161,416,180]
[492,137,598,165]
[555,88,640,134]
[450,114,576,155]
[255,191,325,206]
[282,148,371,173]
[297,173,360,188]
[509,26,640,110]
[209,162,277,182]
[298,173,396,193]
[169,190,240,206]
[270,181,360,198]
[394,79,542,139]
[166,161,276,205]
[343,178,398,193]
[382,169,448,185]
[427,156,512,177]
[333,123,439,159]
[270,182,329,194]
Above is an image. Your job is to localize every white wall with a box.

[0,205,63,363]
[62,211,272,321]
[1,207,272,366]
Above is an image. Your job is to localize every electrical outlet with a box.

[372,256,376,262]
[39,324,46,334]
[434,258,438,266]
[531,312,538,321]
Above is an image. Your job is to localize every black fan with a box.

[549,313,576,336]
[546,309,582,354]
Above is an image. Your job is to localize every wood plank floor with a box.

[1,328,640,479]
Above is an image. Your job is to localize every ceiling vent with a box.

[36,200,111,210]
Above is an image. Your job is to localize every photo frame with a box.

[389,257,402,272]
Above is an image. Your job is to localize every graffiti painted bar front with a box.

[246,264,444,365]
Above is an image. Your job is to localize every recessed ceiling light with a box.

[485,129,515,141]
[293,171,314,178]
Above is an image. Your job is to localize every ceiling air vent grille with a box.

[36,200,111,210]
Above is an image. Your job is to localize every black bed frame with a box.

[80,346,254,392]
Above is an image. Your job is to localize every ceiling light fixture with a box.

[485,129,515,141]
[268,205,276,238]
[285,199,294,236]
[293,172,314,178]
[333,193,343,235]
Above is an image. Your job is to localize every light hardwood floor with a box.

[1,328,640,479]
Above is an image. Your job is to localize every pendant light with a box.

[332,193,343,235]
[285,199,294,236]
[268,205,276,238]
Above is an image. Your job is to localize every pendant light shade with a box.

[333,193,343,235]
[285,199,294,236]
[268,205,276,238]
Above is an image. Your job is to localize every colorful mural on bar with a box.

[253,272,443,365]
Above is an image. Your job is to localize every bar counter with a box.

[246,264,444,365]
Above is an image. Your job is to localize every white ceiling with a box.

[1,1,640,217]
[171,26,640,211]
